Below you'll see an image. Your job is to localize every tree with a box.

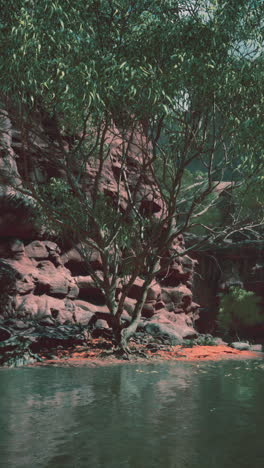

[0,0,264,351]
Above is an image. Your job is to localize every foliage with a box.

[0,1,263,130]
[231,178,264,234]
[180,170,224,235]
[183,333,216,347]
[35,178,89,239]
[217,287,263,337]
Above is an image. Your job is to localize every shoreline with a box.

[30,344,264,368]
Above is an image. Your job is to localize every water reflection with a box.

[0,361,264,468]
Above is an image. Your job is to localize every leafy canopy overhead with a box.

[0,0,263,237]
[1,1,263,129]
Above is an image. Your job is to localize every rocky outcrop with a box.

[0,237,198,338]
[0,235,199,365]
[0,112,200,364]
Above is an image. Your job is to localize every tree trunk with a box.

[119,275,154,352]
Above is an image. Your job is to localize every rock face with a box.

[0,237,198,341]
[0,112,200,353]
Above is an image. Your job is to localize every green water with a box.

[0,360,264,468]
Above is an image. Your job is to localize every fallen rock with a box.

[149,310,197,339]
[249,344,262,352]
[94,319,109,329]
[74,308,94,325]
[212,337,227,346]
[230,342,250,351]
[144,321,183,344]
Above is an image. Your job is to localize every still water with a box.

[0,360,264,468]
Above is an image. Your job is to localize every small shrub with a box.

[195,334,216,346]
[217,287,263,338]
[183,334,216,347]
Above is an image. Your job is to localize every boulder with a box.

[75,275,105,303]
[148,310,197,339]
[25,241,49,260]
[73,308,94,325]
[61,246,103,273]
[142,302,156,318]
[74,300,109,325]
[36,261,77,298]
[67,282,80,299]
[144,321,183,344]
[127,277,161,302]
[14,294,77,324]
[230,342,250,351]
[249,344,262,352]
[213,337,228,346]
[16,273,35,295]
[15,294,39,318]
[161,284,193,313]
[3,256,39,293]
[94,319,109,329]
[74,299,109,314]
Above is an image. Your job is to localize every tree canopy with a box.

[1,1,263,130]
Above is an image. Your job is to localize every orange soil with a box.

[34,341,264,368]
[164,345,263,361]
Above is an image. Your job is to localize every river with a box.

[0,360,263,468]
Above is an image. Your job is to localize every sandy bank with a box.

[31,343,264,368]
